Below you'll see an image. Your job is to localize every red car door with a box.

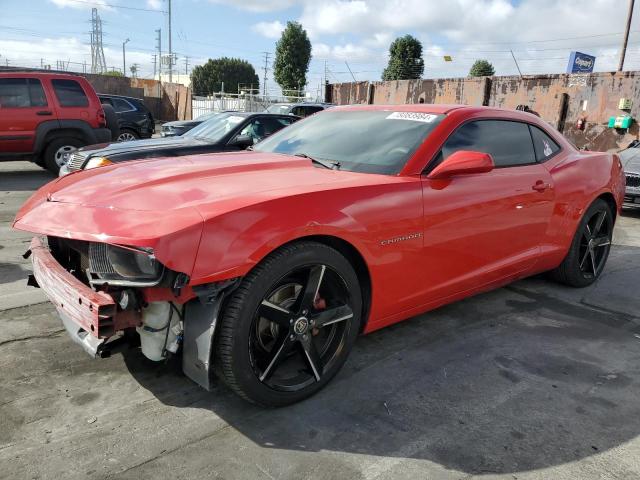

[418,119,555,303]
[0,77,50,154]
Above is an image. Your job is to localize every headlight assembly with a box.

[85,156,113,170]
[89,243,163,286]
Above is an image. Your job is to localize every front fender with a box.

[189,193,373,285]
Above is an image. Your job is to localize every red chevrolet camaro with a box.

[14,104,625,406]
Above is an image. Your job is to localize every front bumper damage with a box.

[27,236,242,391]
[27,237,140,357]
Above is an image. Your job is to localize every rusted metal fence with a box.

[328,72,640,152]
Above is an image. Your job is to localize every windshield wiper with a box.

[294,152,340,170]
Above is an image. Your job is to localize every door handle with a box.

[36,110,53,116]
[532,180,549,192]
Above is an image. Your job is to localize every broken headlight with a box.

[89,243,163,286]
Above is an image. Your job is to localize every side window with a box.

[290,106,305,117]
[239,119,265,143]
[28,79,47,107]
[111,98,134,113]
[260,117,293,136]
[441,120,536,168]
[305,106,323,116]
[0,79,48,108]
[529,125,560,161]
[0,78,30,107]
[52,79,89,107]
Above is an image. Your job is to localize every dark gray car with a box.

[60,112,298,175]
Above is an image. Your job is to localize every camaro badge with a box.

[380,232,423,246]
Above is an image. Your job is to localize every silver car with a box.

[620,146,640,205]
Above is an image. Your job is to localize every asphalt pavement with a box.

[1,160,640,480]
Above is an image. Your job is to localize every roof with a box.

[331,104,469,114]
[0,70,84,79]
[98,93,144,102]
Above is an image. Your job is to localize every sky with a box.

[1,0,640,97]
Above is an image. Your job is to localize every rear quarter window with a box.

[52,79,89,107]
[529,125,561,161]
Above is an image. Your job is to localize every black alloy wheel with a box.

[215,242,362,406]
[577,207,613,279]
[551,198,614,287]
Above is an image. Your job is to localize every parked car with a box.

[161,111,224,137]
[15,104,624,407]
[98,94,154,141]
[265,102,334,117]
[618,144,640,206]
[0,71,115,174]
[60,112,298,175]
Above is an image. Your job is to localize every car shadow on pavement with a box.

[0,262,29,285]
[121,246,640,476]
[1,167,54,191]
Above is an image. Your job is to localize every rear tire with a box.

[44,137,83,175]
[102,103,120,141]
[215,241,362,407]
[550,198,614,287]
[116,128,139,142]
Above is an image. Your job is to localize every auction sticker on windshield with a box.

[386,112,438,123]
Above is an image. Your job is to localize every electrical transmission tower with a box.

[262,51,270,98]
[90,8,107,74]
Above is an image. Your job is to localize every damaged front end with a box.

[27,235,239,390]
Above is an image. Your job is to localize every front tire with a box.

[215,242,362,407]
[44,137,83,175]
[550,198,614,287]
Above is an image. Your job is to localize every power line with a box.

[50,0,167,13]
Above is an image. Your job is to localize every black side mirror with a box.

[229,134,254,149]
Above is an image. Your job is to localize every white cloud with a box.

[0,36,155,77]
[252,20,285,39]
[49,0,113,10]
[207,0,297,13]
[146,0,163,10]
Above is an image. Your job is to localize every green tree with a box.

[190,57,259,96]
[103,70,123,77]
[469,59,495,77]
[382,35,424,81]
[273,21,312,94]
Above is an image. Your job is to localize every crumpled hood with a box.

[20,151,377,217]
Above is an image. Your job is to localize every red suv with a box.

[0,72,113,174]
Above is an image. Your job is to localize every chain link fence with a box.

[192,93,309,118]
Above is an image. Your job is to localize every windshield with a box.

[184,113,246,142]
[265,104,292,114]
[194,111,219,121]
[254,110,445,174]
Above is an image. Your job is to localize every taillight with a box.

[97,108,106,128]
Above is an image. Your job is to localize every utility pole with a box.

[168,0,173,82]
[156,28,162,84]
[152,54,157,80]
[261,51,270,98]
[345,61,356,82]
[618,0,635,71]
[510,49,523,78]
[122,38,130,77]
[184,56,189,75]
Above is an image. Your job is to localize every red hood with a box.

[39,151,374,214]
[13,152,395,276]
